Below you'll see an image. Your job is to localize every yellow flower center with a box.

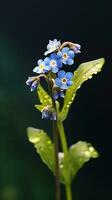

[39,64,44,70]
[50,60,56,67]
[61,78,67,84]
[63,53,68,60]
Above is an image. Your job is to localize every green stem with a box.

[47,78,61,200]
[52,119,61,200]
[58,121,72,200]
[65,184,72,200]
[57,121,68,157]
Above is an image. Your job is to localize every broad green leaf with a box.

[27,127,66,183]
[35,84,52,112]
[69,141,99,182]
[27,127,55,172]
[59,58,105,121]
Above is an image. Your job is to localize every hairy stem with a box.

[58,121,72,200]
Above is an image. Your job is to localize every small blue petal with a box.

[26,78,32,85]
[31,80,38,92]
[53,91,59,100]
[50,53,57,59]
[67,80,73,86]
[33,66,39,73]
[38,59,43,65]
[44,57,50,65]
[52,67,59,73]
[68,50,75,58]
[60,84,68,90]
[58,70,66,78]
[57,60,63,68]
[67,58,74,65]
[62,47,69,53]
[59,91,65,98]
[55,78,61,87]
[62,60,67,65]
[42,108,56,120]
[57,51,62,58]
[42,110,49,119]
[44,65,51,71]
[66,72,73,79]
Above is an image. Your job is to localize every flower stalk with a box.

[47,77,61,200]
[58,121,72,200]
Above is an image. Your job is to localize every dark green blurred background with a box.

[0,0,112,199]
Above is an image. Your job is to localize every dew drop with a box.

[60,164,63,169]
[84,151,90,157]
[47,140,51,145]
[89,146,94,152]
[71,97,74,101]
[83,75,86,79]
[66,105,70,108]
[68,101,72,105]
[31,137,40,143]
[77,85,81,89]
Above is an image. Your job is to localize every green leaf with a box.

[59,58,105,121]
[27,127,55,172]
[27,128,99,184]
[37,84,52,105]
[27,127,68,183]
[35,84,52,112]
[35,104,44,112]
[69,141,99,182]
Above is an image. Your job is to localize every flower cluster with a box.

[26,39,81,119]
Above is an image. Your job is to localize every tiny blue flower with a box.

[44,53,63,73]
[26,77,39,92]
[57,47,75,65]
[30,80,38,92]
[42,106,56,120]
[72,43,81,54]
[33,59,51,74]
[53,90,64,100]
[55,70,73,90]
[44,39,61,56]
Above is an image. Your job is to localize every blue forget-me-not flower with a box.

[55,70,73,90]
[44,53,63,73]
[53,90,65,100]
[42,105,56,120]
[57,47,75,65]
[72,43,81,54]
[26,77,39,92]
[33,59,51,74]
